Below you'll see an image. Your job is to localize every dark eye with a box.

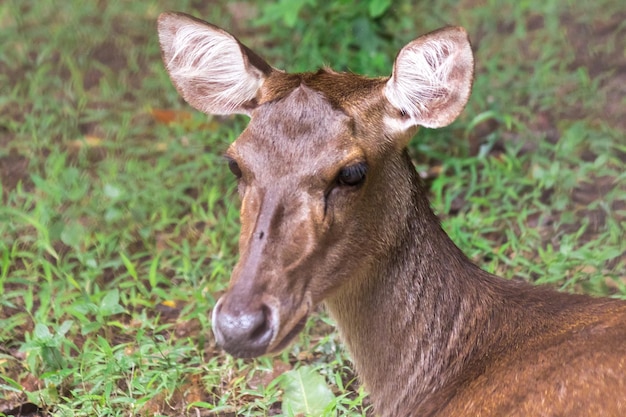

[227,158,242,179]
[337,162,367,187]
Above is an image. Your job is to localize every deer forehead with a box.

[229,83,373,181]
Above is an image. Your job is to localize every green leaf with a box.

[280,366,335,416]
[41,345,66,371]
[100,289,125,316]
[103,183,122,199]
[120,252,138,280]
[0,373,24,391]
[60,221,85,248]
[81,321,103,335]
[34,323,52,341]
[58,320,74,336]
[258,0,315,28]
[368,0,392,18]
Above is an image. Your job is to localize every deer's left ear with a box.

[157,12,275,115]
[384,27,474,131]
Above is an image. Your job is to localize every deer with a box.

[157,12,626,417]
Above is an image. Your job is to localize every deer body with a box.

[157,12,626,416]
[325,169,626,415]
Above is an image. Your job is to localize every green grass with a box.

[1,0,625,416]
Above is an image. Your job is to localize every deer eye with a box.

[337,162,368,187]
[226,157,242,179]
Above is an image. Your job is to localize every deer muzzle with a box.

[212,290,312,358]
[211,296,276,358]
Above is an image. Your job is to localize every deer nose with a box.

[212,297,275,358]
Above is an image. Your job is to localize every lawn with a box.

[1,0,625,416]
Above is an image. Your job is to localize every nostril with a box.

[250,304,271,341]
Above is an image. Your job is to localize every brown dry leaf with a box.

[150,108,225,132]
[141,373,207,416]
[158,143,170,152]
[579,265,598,275]
[150,108,193,125]
[296,350,315,362]
[68,135,103,149]
[605,276,626,292]
[161,299,177,309]
[21,374,42,392]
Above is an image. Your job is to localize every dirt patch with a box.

[0,150,32,198]
[565,11,626,130]
[1,402,48,417]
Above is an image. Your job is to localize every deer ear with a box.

[384,27,474,131]
[157,12,274,115]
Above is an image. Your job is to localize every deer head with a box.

[157,12,473,358]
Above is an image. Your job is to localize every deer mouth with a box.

[269,314,309,353]
[253,292,312,356]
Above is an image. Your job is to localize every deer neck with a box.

[324,151,502,414]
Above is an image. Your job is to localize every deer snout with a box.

[211,296,276,358]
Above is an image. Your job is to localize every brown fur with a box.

[157,13,626,416]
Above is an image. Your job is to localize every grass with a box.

[1,0,625,416]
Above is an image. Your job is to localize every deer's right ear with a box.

[157,12,274,115]
[383,27,474,134]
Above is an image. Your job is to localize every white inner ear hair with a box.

[384,39,455,120]
[168,24,264,114]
